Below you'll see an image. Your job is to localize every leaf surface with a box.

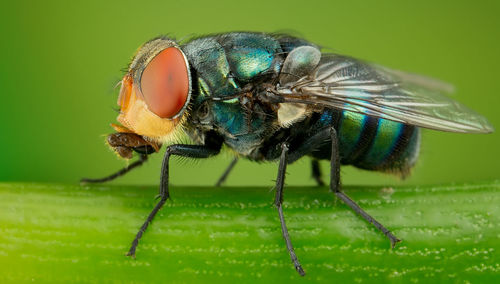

[0,182,498,283]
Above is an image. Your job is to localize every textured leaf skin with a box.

[0,182,498,283]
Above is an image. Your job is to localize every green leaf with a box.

[0,181,498,283]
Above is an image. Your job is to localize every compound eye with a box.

[140,47,190,118]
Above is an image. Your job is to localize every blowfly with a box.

[82,32,494,276]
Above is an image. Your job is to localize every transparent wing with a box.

[273,54,494,133]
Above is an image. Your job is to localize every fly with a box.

[81,32,494,276]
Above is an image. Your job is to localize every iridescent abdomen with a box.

[337,110,420,175]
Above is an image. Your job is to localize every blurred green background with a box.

[0,0,498,187]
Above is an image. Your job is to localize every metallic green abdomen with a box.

[337,110,420,175]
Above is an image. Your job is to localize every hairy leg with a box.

[274,143,305,276]
[329,127,400,248]
[215,157,238,187]
[127,143,221,256]
[81,154,148,184]
[311,159,325,186]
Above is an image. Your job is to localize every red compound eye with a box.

[140,47,190,118]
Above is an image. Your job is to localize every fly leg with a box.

[285,128,329,187]
[215,157,238,187]
[81,132,160,184]
[127,143,221,257]
[274,143,306,276]
[81,154,148,184]
[311,159,325,186]
[329,127,401,248]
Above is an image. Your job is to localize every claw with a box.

[295,265,306,276]
[391,238,402,249]
[126,252,136,258]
